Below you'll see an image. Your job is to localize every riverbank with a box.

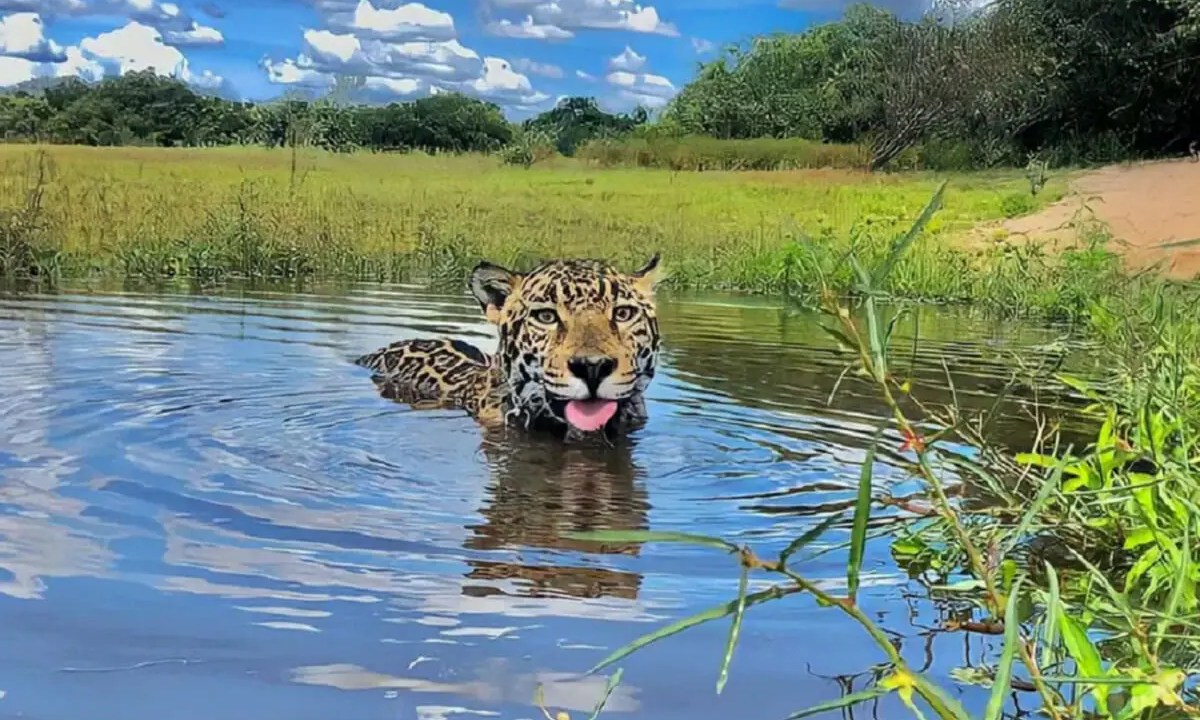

[0,143,1102,313]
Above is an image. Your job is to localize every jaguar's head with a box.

[469,255,663,435]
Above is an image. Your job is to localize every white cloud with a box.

[363,74,424,96]
[575,69,595,82]
[161,22,224,46]
[326,0,456,42]
[0,0,226,48]
[0,12,65,62]
[262,57,335,90]
[520,0,677,36]
[0,0,86,14]
[607,45,644,72]
[484,16,573,40]
[605,69,676,109]
[691,36,716,54]
[512,57,563,79]
[465,57,549,107]
[0,19,227,92]
[81,21,190,76]
[265,28,550,111]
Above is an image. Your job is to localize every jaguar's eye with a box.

[531,308,559,325]
[613,305,638,322]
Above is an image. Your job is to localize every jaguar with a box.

[355,254,663,439]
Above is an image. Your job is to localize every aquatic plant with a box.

[563,185,1200,720]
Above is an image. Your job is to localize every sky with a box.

[0,0,935,118]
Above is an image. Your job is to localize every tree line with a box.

[664,0,1200,169]
[2,0,1198,170]
[0,70,647,155]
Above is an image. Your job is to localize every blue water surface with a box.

[0,283,1075,720]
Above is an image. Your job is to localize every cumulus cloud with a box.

[691,36,716,54]
[265,27,548,109]
[483,0,676,38]
[161,23,224,46]
[0,19,227,95]
[607,46,645,72]
[605,69,675,108]
[82,22,192,76]
[0,0,87,14]
[262,57,334,90]
[324,0,456,42]
[484,16,573,40]
[465,57,549,107]
[0,0,225,48]
[575,69,595,82]
[0,12,66,62]
[512,57,563,79]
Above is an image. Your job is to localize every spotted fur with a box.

[355,255,664,437]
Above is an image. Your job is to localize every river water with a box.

[0,282,1084,720]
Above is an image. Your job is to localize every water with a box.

[0,282,1085,720]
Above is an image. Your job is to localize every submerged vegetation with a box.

[559,187,1200,720]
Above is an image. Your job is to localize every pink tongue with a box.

[565,399,619,432]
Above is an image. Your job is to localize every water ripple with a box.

[0,282,1082,720]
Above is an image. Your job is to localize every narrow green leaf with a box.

[564,530,736,553]
[985,576,1024,720]
[587,587,783,673]
[1154,521,1192,652]
[585,668,624,720]
[872,180,947,286]
[1058,613,1108,715]
[1002,457,1066,558]
[716,562,750,694]
[912,674,974,720]
[1041,562,1061,670]
[783,687,888,720]
[847,435,879,601]
[819,323,858,353]
[1059,614,1103,677]
[779,512,844,568]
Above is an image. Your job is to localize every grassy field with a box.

[0,143,1125,317]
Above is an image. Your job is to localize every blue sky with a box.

[0,0,927,118]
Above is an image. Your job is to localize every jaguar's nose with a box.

[568,355,616,395]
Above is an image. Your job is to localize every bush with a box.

[1000,191,1035,217]
[575,135,869,171]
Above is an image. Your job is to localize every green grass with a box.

[0,143,1118,319]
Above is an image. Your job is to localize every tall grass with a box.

[0,144,1138,322]
[558,186,1200,720]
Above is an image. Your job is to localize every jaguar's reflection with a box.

[463,429,650,601]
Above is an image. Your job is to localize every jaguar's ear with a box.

[630,252,664,293]
[469,261,519,320]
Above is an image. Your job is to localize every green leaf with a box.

[1002,456,1065,558]
[985,576,1024,720]
[1041,562,1061,670]
[586,586,784,673]
[912,674,973,720]
[585,668,624,720]
[872,180,947,287]
[1058,613,1108,714]
[1154,521,1193,651]
[564,530,736,553]
[779,512,844,568]
[716,562,750,694]
[847,435,879,601]
[783,687,887,720]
